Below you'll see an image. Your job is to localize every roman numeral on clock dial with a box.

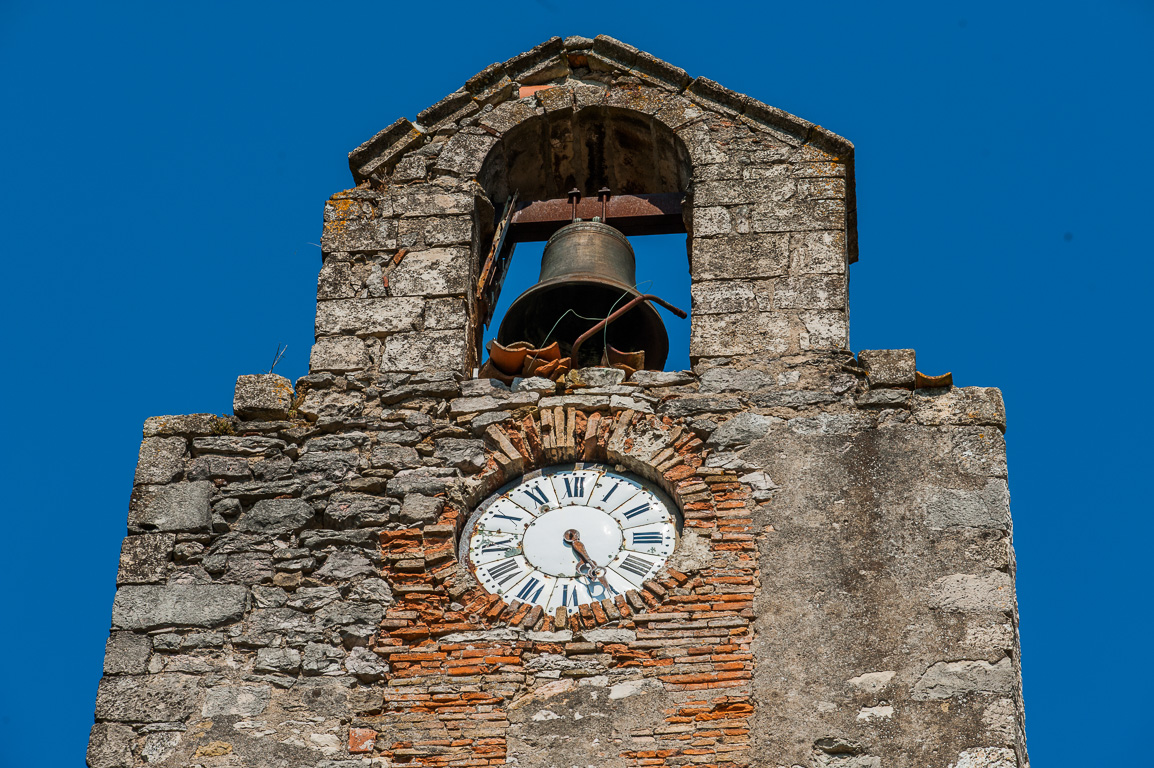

[485,558,522,586]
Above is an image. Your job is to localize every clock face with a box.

[463,464,680,611]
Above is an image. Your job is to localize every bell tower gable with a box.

[313,35,855,377]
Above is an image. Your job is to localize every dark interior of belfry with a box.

[475,108,691,381]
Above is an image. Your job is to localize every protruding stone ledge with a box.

[912,387,1007,432]
[858,349,916,388]
[234,373,294,421]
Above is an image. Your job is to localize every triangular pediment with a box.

[348,36,852,184]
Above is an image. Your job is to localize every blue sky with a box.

[2,2,1150,765]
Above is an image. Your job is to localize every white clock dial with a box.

[463,464,679,611]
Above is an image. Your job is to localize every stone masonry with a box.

[89,36,1027,768]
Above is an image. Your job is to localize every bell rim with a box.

[496,276,670,370]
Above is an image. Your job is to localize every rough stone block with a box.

[188,454,252,482]
[434,438,487,473]
[317,260,359,299]
[417,89,476,127]
[103,632,152,675]
[394,185,476,217]
[421,215,473,246]
[951,428,1008,479]
[691,206,736,237]
[87,723,135,768]
[698,367,773,392]
[799,310,848,350]
[221,552,275,584]
[690,311,793,358]
[694,175,797,206]
[953,747,1016,768]
[690,280,770,314]
[255,646,302,673]
[676,121,727,166]
[797,177,846,200]
[130,481,212,533]
[912,387,1007,431]
[202,684,272,717]
[424,297,467,330]
[134,437,186,485]
[315,298,423,335]
[708,413,773,448]
[314,550,375,580]
[854,389,910,407]
[233,374,294,420]
[310,336,371,373]
[753,390,838,409]
[751,199,846,232]
[691,234,788,280]
[790,231,846,274]
[118,533,174,584]
[774,274,846,310]
[399,494,444,525]
[380,330,466,373]
[567,367,625,388]
[345,646,390,681]
[392,155,427,181]
[434,131,499,177]
[321,217,396,252]
[629,370,694,387]
[480,99,542,134]
[324,190,389,221]
[94,674,201,722]
[658,395,742,418]
[142,414,221,438]
[930,572,1014,614]
[388,248,469,297]
[370,443,421,470]
[282,678,354,717]
[111,585,247,630]
[192,435,287,457]
[926,479,1011,530]
[236,498,315,534]
[858,349,916,388]
[911,659,1014,699]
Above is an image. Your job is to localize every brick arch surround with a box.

[376,404,759,767]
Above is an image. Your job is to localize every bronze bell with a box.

[497,220,670,370]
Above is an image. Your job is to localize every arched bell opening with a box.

[478,106,692,201]
[474,106,694,380]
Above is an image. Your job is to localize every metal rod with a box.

[569,293,688,365]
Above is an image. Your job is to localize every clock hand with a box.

[564,530,614,592]
[563,529,597,568]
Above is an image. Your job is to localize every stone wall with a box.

[90,355,1025,768]
[89,36,1026,768]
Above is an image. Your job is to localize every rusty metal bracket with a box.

[476,192,518,329]
[569,294,688,366]
[506,192,685,243]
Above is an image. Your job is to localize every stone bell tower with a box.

[89,36,1027,768]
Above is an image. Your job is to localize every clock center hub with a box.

[522,506,623,577]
